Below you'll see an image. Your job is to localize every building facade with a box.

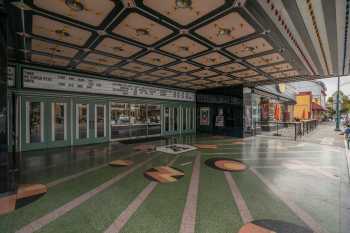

[291,81,327,121]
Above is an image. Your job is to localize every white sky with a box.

[317,76,350,99]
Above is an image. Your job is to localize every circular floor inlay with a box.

[238,220,313,233]
[144,166,184,183]
[109,160,134,167]
[205,158,247,172]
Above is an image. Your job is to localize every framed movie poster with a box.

[200,107,210,125]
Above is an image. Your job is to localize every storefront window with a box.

[147,105,161,135]
[96,105,105,138]
[130,104,147,137]
[53,103,66,141]
[27,102,42,143]
[77,104,88,139]
[111,103,130,139]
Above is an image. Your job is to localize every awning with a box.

[311,102,326,111]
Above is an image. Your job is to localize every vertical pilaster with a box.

[0,0,13,193]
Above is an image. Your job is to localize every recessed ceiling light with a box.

[175,0,192,9]
[65,0,84,12]
[217,28,231,36]
[55,29,70,37]
[136,28,149,36]
[179,46,189,51]
[113,46,124,52]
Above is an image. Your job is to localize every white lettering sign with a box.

[22,69,195,102]
[8,66,15,87]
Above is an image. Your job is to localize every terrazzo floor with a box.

[0,126,349,233]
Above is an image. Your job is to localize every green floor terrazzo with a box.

[0,133,348,233]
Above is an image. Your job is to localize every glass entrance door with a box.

[76,104,89,140]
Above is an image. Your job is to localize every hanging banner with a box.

[22,69,195,102]
[200,107,210,125]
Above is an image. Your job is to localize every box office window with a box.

[147,105,161,135]
[111,103,130,139]
[130,104,147,137]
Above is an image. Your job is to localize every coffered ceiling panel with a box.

[208,75,232,82]
[247,53,285,66]
[31,54,70,67]
[121,62,154,72]
[76,62,108,73]
[172,75,196,82]
[112,12,174,46]
[142,0,226,26]
[83,53,121,66]
[225,37,273,57]
[160,36,208,58]
[149,69,177,77]
[137,52,176,66]
[191,79,211,85]
[33,0,116,26]
[195,12,256,45]
[261,63,294,73]
[95,37,143,58]
[223,79,242,85]
[191,69,218,78]
[175,82,193,88]
[232,69,258,78]
[192,52,230,66]
[157,79,178,85]
[245,75,268,82]
[110,69,136,78]
[271,70,299,79]
[134,75,161,82]
[31,39,79,58]
[213,62,246,73]
[168,62,200,72]
[32,15,92,46]
[190,85,206,90]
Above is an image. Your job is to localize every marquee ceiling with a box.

[7,0,346,90]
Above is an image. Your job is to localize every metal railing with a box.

[254,120,318,140]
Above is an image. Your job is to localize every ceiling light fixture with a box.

[179,46,189,51]
[65,0,84,12]
[136,28,149,36]
[217,27,231,36]
[113,46,124,52]
[55,29,70,37]
[175,0,192,9]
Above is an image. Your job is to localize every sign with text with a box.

[8,66,15,87]
[22,69,195,102]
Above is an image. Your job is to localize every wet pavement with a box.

[0,123,349,233]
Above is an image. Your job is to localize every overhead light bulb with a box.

[175,0,192,9]
[65,0,84,12]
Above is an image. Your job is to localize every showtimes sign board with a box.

[22,69,195,102]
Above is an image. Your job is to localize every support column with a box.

[0,1,14,193]
[335,76,341,131]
